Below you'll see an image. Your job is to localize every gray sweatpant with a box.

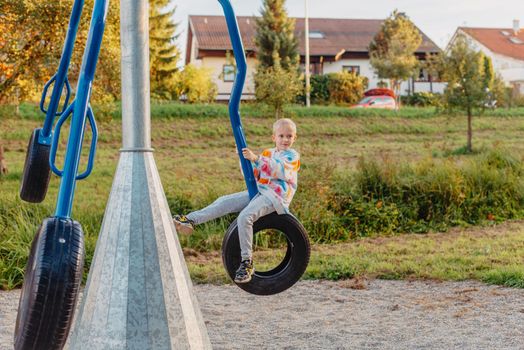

[186,191,275,261]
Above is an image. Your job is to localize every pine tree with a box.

[149,0,180,100]
[254,0,299,71]
[482,54,495,91]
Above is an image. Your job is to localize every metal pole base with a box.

[67,151,212,349]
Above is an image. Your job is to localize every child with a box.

[173,118,300,283]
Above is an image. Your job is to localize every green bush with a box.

[298,74,365,105]
[4,102,524,121]
[176,64,218,104]
[254,65,302,118]
[310,75,330,104]
[401,92,442,107]
[296,74,330,105]
[292,163,347,243]
[326,71,368,105]
[332,147,524,236]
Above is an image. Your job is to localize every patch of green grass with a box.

[481,267,524,288]
[186,221,524,288]
[1,104,524,289]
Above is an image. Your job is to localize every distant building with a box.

[448,20,524,94]
[185,15,446,100]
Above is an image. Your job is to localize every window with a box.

[223,64,235,82]
[417,68,430,82]
[373,98,387,105]
[309,31,324,39]
[509,37,524,44]
[302,63,323,75]
[342,65,360,75]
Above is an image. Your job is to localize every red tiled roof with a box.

[189,15,440,56]
[460,27,524,61]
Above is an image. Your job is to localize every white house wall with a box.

[190,55,446,99]
[324,58,446,95]
[323,59,377,82]
[491,53,524,93]
[459,30,524,93]
[196,57,257,100]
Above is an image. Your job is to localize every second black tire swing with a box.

[217,0,310,296]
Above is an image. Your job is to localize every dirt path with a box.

[2,279,523,349]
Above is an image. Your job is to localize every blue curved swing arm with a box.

[55,0,108,219]
[39,0,85,145]
[218,0,258,199]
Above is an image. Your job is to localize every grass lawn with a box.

[187,220,524,288]
[1,105,524,288]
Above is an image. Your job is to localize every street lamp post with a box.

[305,0,311,108]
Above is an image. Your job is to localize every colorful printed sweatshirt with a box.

[253,148,300,214]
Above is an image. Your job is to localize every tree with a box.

[149,0,180,100]
[482,54,495,91]
[254,0,301,114]
[0,145,7,176]
[369,10,422,108]
[255,63,302,118]
[176,64,217,104]
[434,35,490,153]
[0,1,121,104]
[327,71,368,105]
[254,0,299,70]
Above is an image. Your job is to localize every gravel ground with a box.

[2,279,524,349]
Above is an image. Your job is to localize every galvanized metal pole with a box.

[67,0,212,348]
[305,0,311,108]
[120,0,151,151]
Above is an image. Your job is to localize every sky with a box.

[172,0,523,66]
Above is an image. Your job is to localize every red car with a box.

[351,95,397,109]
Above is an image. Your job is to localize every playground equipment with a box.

[19,0,83,204]
[67,0,212,348]
[15,0,106,349]
[218,0,311,295]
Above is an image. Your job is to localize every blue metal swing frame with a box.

[33,0,108,218]
[38,0,85,146]
[53,0,108,218]
[218,0,259,199]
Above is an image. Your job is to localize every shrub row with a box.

[328,148,524,238]
[172,147,524,245]
[3,103,524,122]
[297,72,368,105]
[1,147,523,289]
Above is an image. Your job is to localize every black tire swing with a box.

[218,0,310,296]
[222,213,310,295]
[15,218,85,349]
[15,0,107,348]
[19,128,52,203]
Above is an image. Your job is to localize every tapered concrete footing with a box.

[67,151,212,349]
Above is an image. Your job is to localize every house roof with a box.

[459,27,524,61]
[188,15,440,57]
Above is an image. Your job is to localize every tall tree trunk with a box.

[467,107,473,153]
[275,106,281,120]
[0,145,7,176]
[392,80,401,110]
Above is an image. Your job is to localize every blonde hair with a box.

[273,118,297,134]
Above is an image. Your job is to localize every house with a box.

[448,20,524,94]
[185,15,446,100]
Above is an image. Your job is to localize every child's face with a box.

[272,124,297,151]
